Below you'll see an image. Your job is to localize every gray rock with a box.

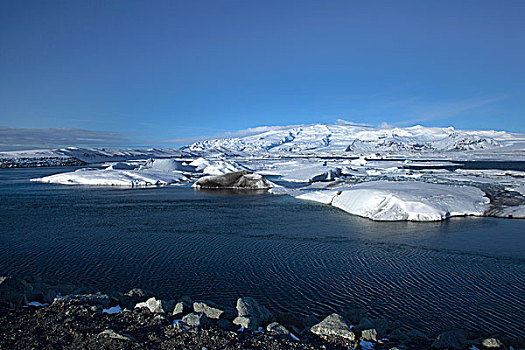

[98,329,136,342]
[135,297,174,314]
[182,312,209,328]
[236,297,273,325]
[153,314,170,325]
[362,328,378,342]
[310,313,355,341]
[193,301,224,319]
[173,300,192,317]
[356,317,391,335]
[0,276,27,307]
[24,282,58,304]
[481,338,503,348]
[193,171,274,189]
[114,288,152,310]
[432,330,467,349]
[267,322,290,336]
[233,316,257,330]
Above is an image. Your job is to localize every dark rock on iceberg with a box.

[193,170,275,189]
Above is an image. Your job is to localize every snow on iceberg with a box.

[192,170,277,189]
[141,158,196,172]
[189,157,248,175]
[294,181,490,221]
[32,168,187,187]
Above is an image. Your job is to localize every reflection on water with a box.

[0,167,524,337]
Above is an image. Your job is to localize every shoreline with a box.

[0,275,522,349]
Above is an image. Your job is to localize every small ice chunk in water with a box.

[26,301,48,307]
[102,305,123,314]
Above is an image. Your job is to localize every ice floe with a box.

[32,168,188,187]
[291,181,490,221]
[189,158,248,175]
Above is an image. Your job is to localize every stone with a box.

[173,300,192,317]
[182,312,209,328]
[431,330,467,349]
[135,297,174,314]
[0,276,27,307]
[114,288,152,310]
[233,316,257,331]
[235,297,273,328]
[310,313,355,341]
[356,317,391,335]
[98,329,136,342]
[362,328,378,342]
[26,282,58,304]
[266,322,290,336]
[481,338,503,348]
[193,301,224,319]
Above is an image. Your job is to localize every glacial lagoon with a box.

[1,167,524,337]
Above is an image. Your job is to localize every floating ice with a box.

[32,168,187,187]
[293,181,490,221]
[26,301,48,307]
[102,305,123,314]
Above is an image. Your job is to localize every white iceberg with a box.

[141,158,196,172]
[294,181,490,221]
[189,157,248,175]
[32,168,187,187]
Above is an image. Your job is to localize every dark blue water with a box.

[0,167,524,337]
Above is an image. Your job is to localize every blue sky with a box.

[1,0,524,148]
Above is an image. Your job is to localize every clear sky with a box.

[1,0,524,148]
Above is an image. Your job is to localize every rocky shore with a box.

[0,275,523,350]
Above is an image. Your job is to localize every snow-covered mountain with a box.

[2,122,525,168]
[182,122,524,156]
[0,147,187,167]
